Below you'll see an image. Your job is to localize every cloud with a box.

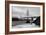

[12,6,40,18]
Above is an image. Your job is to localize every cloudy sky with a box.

[12,6,40,18]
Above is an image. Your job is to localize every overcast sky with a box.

[12,6,40,18]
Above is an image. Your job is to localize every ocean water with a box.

[12,21,39,28]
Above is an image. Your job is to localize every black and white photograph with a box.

[12,6,40,28]
[9,4,43,32]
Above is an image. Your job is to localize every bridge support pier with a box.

[26,20,30,23]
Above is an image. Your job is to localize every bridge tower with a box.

[26,8,30,23]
